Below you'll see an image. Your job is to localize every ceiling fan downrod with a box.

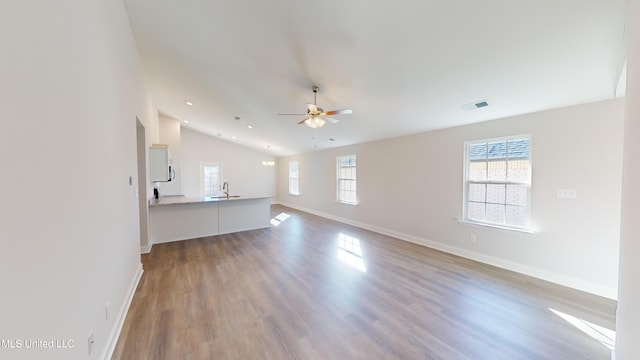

[312,85,319,105]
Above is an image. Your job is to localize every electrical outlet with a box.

[88,332,95,356]
[470,234,477,243]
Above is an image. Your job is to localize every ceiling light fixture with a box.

[247,125,253,129]
[183,120,189,124]
[304,116,326,129]
[186,101,193,106]
[262,145,275,167]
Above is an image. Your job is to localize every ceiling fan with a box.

[279,86,352,128]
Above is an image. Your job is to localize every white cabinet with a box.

[149,144,172,182]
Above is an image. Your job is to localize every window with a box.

[289,161,299,195]
[200,162,223,197]
[337,154,357,204]
[464,136,531,230]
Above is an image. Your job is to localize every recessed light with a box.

[247,125,253,129]
[231,136,237,140]
[185,101,193,106]
[183,120,189,124]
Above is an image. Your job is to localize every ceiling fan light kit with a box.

[280,86,352,129]
[304,116,326,128]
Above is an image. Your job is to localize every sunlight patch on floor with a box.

[549,308,615,350]
[337,233,366,273]
[270,212,291,226]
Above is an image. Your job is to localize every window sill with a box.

[457,219,535,234]
[337,200,358,206]
[288,193,300,196]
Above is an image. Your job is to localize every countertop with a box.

[149,195,273,207]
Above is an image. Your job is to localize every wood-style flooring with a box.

[112,205,616,359]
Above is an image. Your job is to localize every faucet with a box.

[222,181,229,198]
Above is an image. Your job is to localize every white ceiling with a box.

[123,0,627,156]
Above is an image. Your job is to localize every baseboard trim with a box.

[277,202,617,300]
[101,262,144,360]
[140,243,152,254]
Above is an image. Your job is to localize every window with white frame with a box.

[289,161,299,195]
[337,154,357,204]
[200,162,223,197]
[464,136,531,229]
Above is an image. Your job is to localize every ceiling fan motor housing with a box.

[307,107,323,115]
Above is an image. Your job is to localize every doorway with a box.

[136,118,150,252]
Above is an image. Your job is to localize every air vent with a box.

[461,100,489,111]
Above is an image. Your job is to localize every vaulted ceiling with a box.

[123,0,627,156]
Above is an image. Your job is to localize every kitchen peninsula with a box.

[148,195,272,244]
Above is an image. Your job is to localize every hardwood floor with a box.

[113,205,616,359]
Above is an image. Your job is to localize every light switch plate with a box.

[557,189,577,199]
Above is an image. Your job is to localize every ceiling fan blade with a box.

[297,118,309,125]
[324,117,340,124]
[324,108,352,116]
[278,113,307,116]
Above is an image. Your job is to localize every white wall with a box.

[615,0,640,358]
[181,128,277,198]
[157,114,183,196]
[0,1,158,359]
[277,99,624,299]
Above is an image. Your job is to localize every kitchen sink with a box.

[207,195,241,199]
